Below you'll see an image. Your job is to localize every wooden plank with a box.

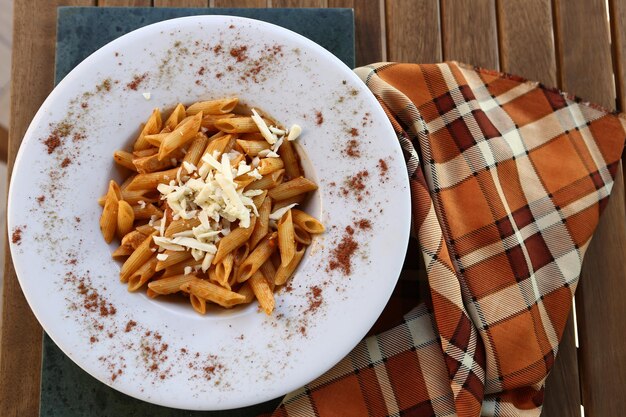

[328,0,385,66]
[213,0,267,6]
[98,0,151,6]
[496,3,580,415]
[555,1,626,416]
[610,0,626,112]
[0,126,7,162]
[496,0,557,86]
[440,0,498,68]
[271,0,326,7]
[0,2,95,416]
[154,0,208,6]
[385,0,441,63]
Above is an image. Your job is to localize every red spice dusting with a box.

[328,233,359,275]
[213,44,223,54]
[230,45,248,62]
[44,135,61,154]
[329,181,336,187]
[197,66,205,76]
[181,348,187,353]
[90,336,98,344]
[305,286,323,313]
[125,320,137,332]
[81,102,88,109]
[227,65,234,72]
[114,52,119,57]
[127,73,148,91]
[37,195,45,204]
[73,132,85,142]
[229,24,235,29]
[72,276,117,317]
[61,157,72,168]
[215,72,223,79]
[43,121,74,153]
[315,111,324,125]
[355,219,372,230]
[378,159,389,178]
[344,139,360,158]
[67,258,77,265]
[350,127,358,137]
[345,225,355,235]
[340,170,369,201]
[11,226,23,245]
[75,216,81,223]
[299,326,307,336]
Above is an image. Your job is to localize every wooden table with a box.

[2,1,626,416]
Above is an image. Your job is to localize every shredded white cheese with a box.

[183,266,193,275]
[269,203,299,221]
[251,108,278,145]
[287,124,301,141]
[156,253,169,261]
[142,92,151,100]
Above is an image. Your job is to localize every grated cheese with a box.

[287,124,301,141]
[142,92,151,100]
[269,203,299,221]
[251,108,278,145]
[156,253,169,261]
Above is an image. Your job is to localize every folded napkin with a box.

[272,62,626,417]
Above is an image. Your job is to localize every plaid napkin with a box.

[271,62,626,416]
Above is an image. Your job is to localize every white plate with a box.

[8,16,410,410]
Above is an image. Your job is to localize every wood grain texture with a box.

[496,2,579,415]
[213,0,267,7]
[609,0,626,111]
[441,0,498,68]
[0,126,7,162]
[496,0,557,86]
[555,2,626,415]
[1,2,94,415]
[98,0,150,5]
[271,0,326,7]
[154,0,207,6]
[386,0,441,63]
[329,0,385,66]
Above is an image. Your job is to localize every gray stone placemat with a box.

[41,7,354,417]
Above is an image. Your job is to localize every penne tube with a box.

[164,217,201,237]
[259,260,277,291]
[240,132,265,141]
[274,243,306,286]
[186,97,238,115]
[100,180,121,243]
[215,252,234,288]
[164,103,186,131]
[146,288,160,298]
[267,177,318,201]
[251,190,268,210]
[133,152,178,174]
[212,216,256,264]
[201,113,234,131]
[135,224,156,235]
[278,139,302,179]
[271,194,305,211]
[155,250,193,271]
[188,294,207,315]
[277,210,296,266]
[207,265,227,289]
[202,133,235,159]
[127,255,158,292]
[162,259,202,277]
[246,169,285,191]
[126,167,179,191]
[158,112,203,161]
[120,232,157,282]
[112,246,133,257]
[214,117,259,133]
[293,223,312,245]
[120,190,159,206]
[114,150,137,171]
[237,232,278,283]
[144,133,168,147]
[250,196,271,249]
[117,200,135,239]
[133,203,163,220]
[236,139,270,157]
[233,243,249,267]
[180,277,245,308]
[133,148,158,158]
[121,230,148,249]
[148,274,196,295]
[235,282,255,304]
[182,132,209,166]
[291,209,325,234]
[257,157,284,175]
[249,271,275,315]
[134,108,162,151]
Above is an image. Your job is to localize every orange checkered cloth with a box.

[271,62,626,417]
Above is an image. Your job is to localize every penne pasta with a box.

[214,117,259,133]
[146,288,160,298]
[236,139,270,157]
[100,180,121,243]
[148,274,196,295]
[133,203,163,220]
[237,232,278,283]
[182,132,209,166]
[144,133,168,147]
[251,190,268,210]
[156,250,193,271]
[278,139,301,179]
[164,103,186,131]
[180,277,245,307]
[250,196,271,249]
[291,209,325,234]
[133,148,158,158]
[186,97,238,115]
[293,223,312,245]
[135,224,155,235]
[274,243,306,286]
[162,259,202,277]
[201,113,235,131]
[215,252,234,288]
[117,200,135,239]
[133,152,178,174]
[249,271,275,315]
[257,157,284,175]
[126,167,179,191]
[212,217,257,264]
[277,210,296,266]
[120,231,157,282]
[134,108,162,151]
[267,177,318,201]
[246,169,285,191]
[235,281,255,304]
[188,294,207,315]
[164,217,201,237]
[259,260,277,291]
[158,112,203,160]
[112,246,133,257]
[202,133,235,159]
[114,150,137,171]
[127,255,158,292]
